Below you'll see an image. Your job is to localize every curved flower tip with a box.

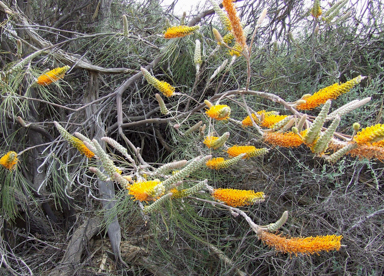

[128,180,164,202]
[164,25,199,39]
[212,188,265,207]
[259,231,343,256]
[227,145,268,159]
[0,151,18,170]
[36,65,70,86]
[206,105,231,121]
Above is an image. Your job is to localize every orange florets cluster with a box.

[206,105,231,121]
[164,26,199,39]
[259,231,343,256]
[0,151,18,170]
[128,180,164,202]
[212,188,265,207]
[36,66,69,86]
[222,0,246,48]
[296,76,362,110]
[227,145,266,159]
[263,131,304,148]
[348,144,384,161]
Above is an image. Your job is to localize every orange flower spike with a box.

[0,151,18,170]
[36,65,70,86]
[263,131,304,148]
[259,231,343,256]
[164,25,199,39]
[348,144,384,161]
[128,180,164,202]
[212,188,265,207]
[222,0,246,49]
[227,145,268,159]
[297,76,363,111]
[205,105,231,121]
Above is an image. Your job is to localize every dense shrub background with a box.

[0,0,383,275]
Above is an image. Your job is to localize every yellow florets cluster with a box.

[128,180,164,202]
[164,26,199,39]
[0,151,18,170]
[206,105,231,121]
[353,124,384,145]
[259,231,343,256]
[36,66,69,86]
[206,157,226,170]
[212,188,265,207]
[227,145,268,159]
[203,136,219,148]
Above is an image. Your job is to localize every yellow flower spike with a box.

[0,151,18,170]
[54,121,95,159]
[206,154,245,170]
[227,145,268,159]
[212,188,265,207]
[212,28,225,45]
[354,124,384,145]
[206,105,231,121]
[297,76,363,111]
[141,67,175,97]
[261,115,289,128]
[263,131,305,148]
[203,132,230,149]
[229,43,243,57]
[164,25,199,39]
[36,65,70,86]
[311,0,322,18]
[259,232,343,256]
[223,32,234,45]
[128,180,164,202]
[222,0,246,49]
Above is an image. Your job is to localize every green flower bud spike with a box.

[89,167,109,182]
[304,100,332,144]
[92,139,120,177]
[122,15,129,36]
[162,155,211,189]
[326,143,358,163]
[154,160,188,175]
[155,94,169,115]
[194,39,202,74]
[312,115,341,154]
[143,193,172,214]
[172,180,208,199]
[101,137,134,163]
[184,121,203,136]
